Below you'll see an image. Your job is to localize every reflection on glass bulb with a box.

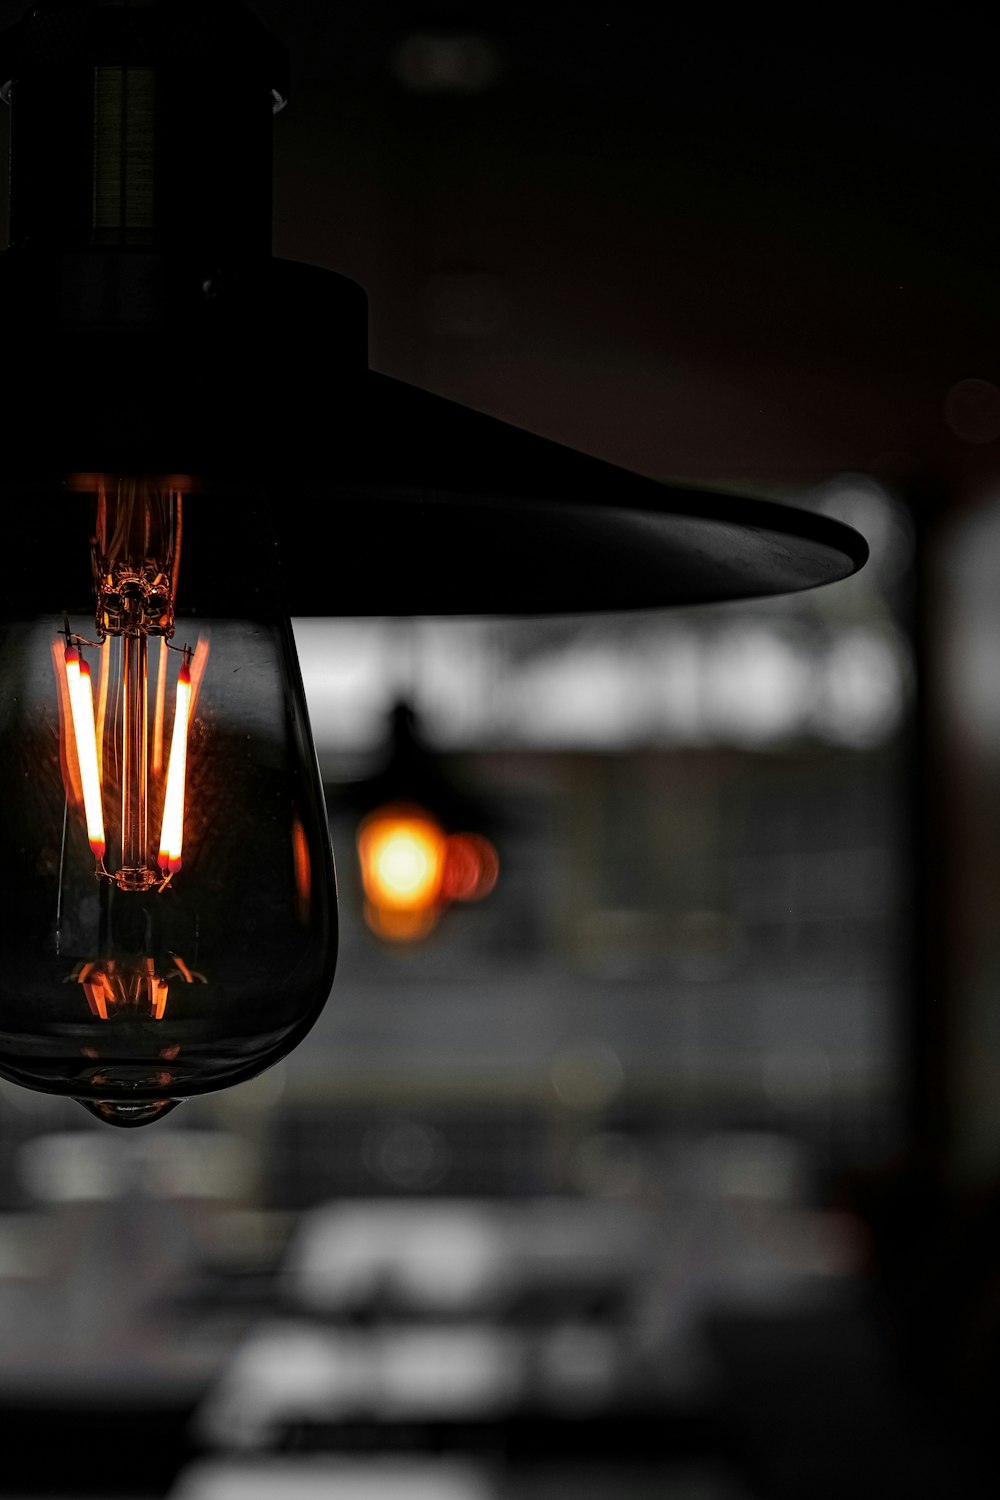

[357,800,498,942]
[0,474,338,1126]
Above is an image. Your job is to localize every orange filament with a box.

[64,644,107,862]
[77,958,170,1021]
[82,972,113,1020]
[151,973,169,1021]
[51,640,83,808]
[158,659,192,876]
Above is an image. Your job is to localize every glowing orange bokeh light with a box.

[358,806,447,912]
[356,801,500,944]
[442,832,500,902]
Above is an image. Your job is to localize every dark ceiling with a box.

[2,1,998,518]
[253,1,1000,517]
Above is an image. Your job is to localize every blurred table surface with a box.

[279,1194,654,1317]
[0,1127,863,1416]
[193,1185,863,1459]
[0,1130,871,1497]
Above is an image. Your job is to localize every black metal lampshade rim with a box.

[0,250,869,616]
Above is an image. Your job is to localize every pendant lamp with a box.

[0,0,867,1126]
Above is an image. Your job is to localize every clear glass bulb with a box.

[0,474,337,1126]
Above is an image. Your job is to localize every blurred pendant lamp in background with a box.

[0,0,868,1127]
[338,700,501,944]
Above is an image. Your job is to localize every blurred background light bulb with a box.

[357,800,498,943]
[0,473,338,1127]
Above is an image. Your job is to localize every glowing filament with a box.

[64,644,107,862]
[158,659,192,876]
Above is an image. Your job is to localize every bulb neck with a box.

[0,0,288,259]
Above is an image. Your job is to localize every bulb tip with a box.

[75,1097,183,1128]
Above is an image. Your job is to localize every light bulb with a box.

[0,473,337,1126]
[357,800,498,943]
